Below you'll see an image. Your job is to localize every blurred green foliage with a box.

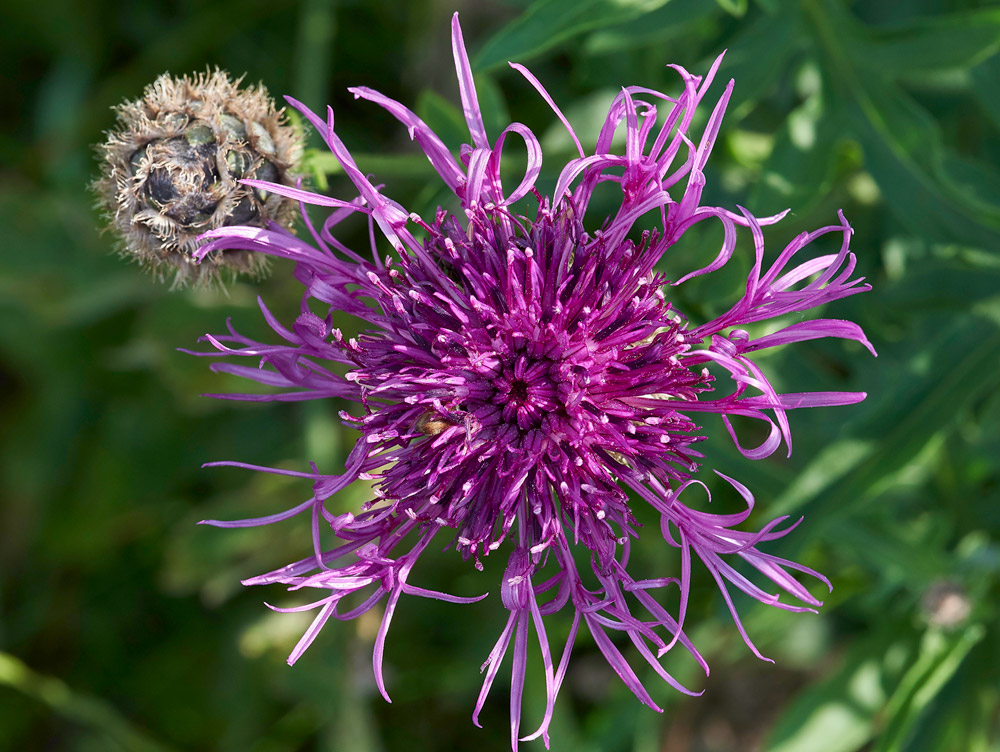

[1,0,999,750]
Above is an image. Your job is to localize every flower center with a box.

[508,378,529,404]
[490,359,563,433]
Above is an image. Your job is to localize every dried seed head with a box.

[94,70,302,285]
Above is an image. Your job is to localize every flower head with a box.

[94,70,302,284]
[193,15,874,748]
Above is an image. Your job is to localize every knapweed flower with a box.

[193,15,873,748]
[94,70,302,284]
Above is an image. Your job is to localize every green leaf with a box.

[305,151,437,180]
[765,623,986,752]
[714,0,747,18]
[846,9,1000,77]
[804,0,1000,249]
[473,0,672,72]
[764,624,906,752]
[873,625,986,752]
[0,652,174,752]
[828,516,950,588]
[940,152,1000,215]
[583,0,720,54]
[473,73,512,140]
[415,88,469,148]
[772,316,1000,527]
[291,0,336,112]
[718,1,802,118]
[878,253,1000,313]
[970,54,1000,131]
[850,84,1000,250]
[749,83,844,216]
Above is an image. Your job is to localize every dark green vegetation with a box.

[1,0,998,750]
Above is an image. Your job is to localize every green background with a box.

[1,0,998,750]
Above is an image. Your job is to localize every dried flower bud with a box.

[94,70,302,284]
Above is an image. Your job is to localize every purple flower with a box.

[192,14,874,748]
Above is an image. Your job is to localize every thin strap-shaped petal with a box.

[287,600,337,665]
[348,86,464,192]
[490,123,542,207]
[738,391,868,410]
[671,207,738,284]
[196,226,343,270]
[400,583,488,603]
[723,413,782,460]
[373,585,402,703]
[509,62,584,158]
[473,613,516,728]
[198,496,318,528]
[284,97,411,253]
[744,319,877,356]
[239,179,366,210]
[509,612,529,750]
[451,13,489,150]
[586,616,662,711]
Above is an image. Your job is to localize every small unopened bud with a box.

[94,70,302,285]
